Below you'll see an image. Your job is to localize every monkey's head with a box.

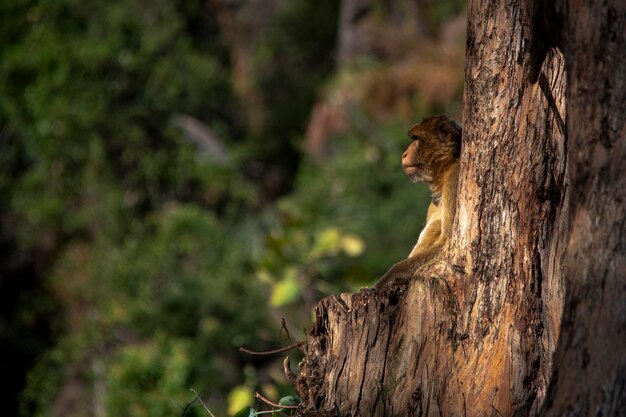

[402,116,461,185]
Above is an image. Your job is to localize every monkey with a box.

[374,115,461,289]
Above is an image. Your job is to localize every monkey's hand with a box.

[374,257,421,289]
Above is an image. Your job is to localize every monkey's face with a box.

[402,139,433,183]
[402,116,461,185]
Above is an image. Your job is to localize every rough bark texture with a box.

[295,0,625,416]
[540,1,626,416]
[296,1,568,415]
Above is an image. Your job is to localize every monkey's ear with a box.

[439,120,461,142]
[439,120,462,156]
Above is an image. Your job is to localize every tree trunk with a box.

[540,1,626,416]
[294,1,625,416]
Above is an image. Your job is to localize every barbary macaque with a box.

[375,116,461,288]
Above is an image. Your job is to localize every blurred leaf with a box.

[228,386,254,416]
[234,406,256,417]
[309,227,342,260]
[270,267,300,307]
[256,268,274,284]
[341,234,365,257]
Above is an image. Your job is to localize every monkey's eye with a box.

[410,134,421,142]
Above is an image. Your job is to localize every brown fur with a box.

[374,116,461,289]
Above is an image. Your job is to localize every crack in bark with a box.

[377,312,393,417]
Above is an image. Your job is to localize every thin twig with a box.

[189,389,216,417]
[255,391,301,410]
[284,356,296,384]
[281,318,296,343]
[181,384,210,416]
[239,342,304,356]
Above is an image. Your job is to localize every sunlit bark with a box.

[294,1,625,416]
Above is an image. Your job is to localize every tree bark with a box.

[540,1,626,416]
[294,1,625,416]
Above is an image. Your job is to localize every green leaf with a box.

[341,234,365,257]
[234,406,256,417]
[228,386,254,415]
[309,227,342,259]
[270,267,300,307]
[278,395,302,406]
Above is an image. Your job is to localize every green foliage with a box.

[1,1,266,415]
[19,337,78,417]
[22,204,272,417]
[97,204,270,339]
[106,335,193,417]
[0,0,238,248]
[0,0,460,416]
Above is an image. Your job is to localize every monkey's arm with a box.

[374,242,443,289]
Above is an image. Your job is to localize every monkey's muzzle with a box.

[403,164,427,183]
